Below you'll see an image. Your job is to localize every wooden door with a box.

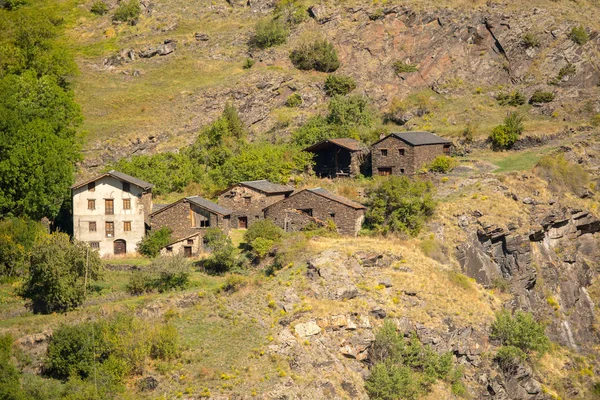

[378,167,392,176]
[114,240,126,255]
[183,246,192,258]
[238,217,248,229]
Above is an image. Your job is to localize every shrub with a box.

[489,112,524,150]
[243,58,255,69]
[392,60,418,74]
[251,18,288,49]
[137,227,172,258]
[490,310,550,355]
[244,219,284,260]
[150,324,179,360]
[150,255,190,293]
[0,334,27,400]
[427,155,456,173]
[112,0,141,23]
[285,93,302,107]
[365,176,436,236]
[289,39,340,72]
[90,0,108,15]
[535,153,589,195]
[420,237,448,264]
[21,233,102,314]
[127,270,153,295]
[549,63,576,85]
[529,90,554,104]
[274,0,306,25]
[496,91,526,106]
[327,94,374,127]
[324,74,356,96]
[462,124,474,144]
[203,228,240,274]
[495,346,526,371]
[521,33,540,48]
[0,218,46,279]
[569,25,589,45]
[1,0,28,10]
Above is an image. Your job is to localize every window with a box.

[88,182,95,192]
[105,222,114,237]
[89,242,100,249]
[378,167,392,176]
[400,168,405,174]
[399,148,405,156]
[244,196,251,205]
[192,209,210,228]
[443,144,451,155]
[105,199,114,215]
[123,199,131,210]
[299,208,313,217]
[187,239,194,245]
[123,221,131,232]
[89,221,97,232]
[88,199,96,210]
[329,213,336,219]
[166,246,173,253]
[122,182,130,192]
[380,149,388,156]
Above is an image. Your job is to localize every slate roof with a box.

[374,132,452,147]
[152,204,168,213]
[186,196,233,216]
[307,188,366,210]
[240,180,294,194]
[71,170,154,191]
[303,138,368,153]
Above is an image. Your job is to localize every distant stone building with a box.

[218,180,294,229]
[303,138,369,178]
[72,170,153,257]
[149,196,232,246]
[160,233,204,258]
[264,188,366,236]
[371,132,452,176]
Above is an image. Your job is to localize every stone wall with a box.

[218,185,287,229]
[265,191,364,236]
[413,144,450,172]
[371,137,450,175]
[150,200,230,241]
[160,233,207,257]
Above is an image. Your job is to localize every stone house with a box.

[72,170,153,257]
[264,188,366,236]
[303,138,369,178]
[371,132,452,176]
[149,196,232,242]
[160,233,204,258]
[218,180,294,229]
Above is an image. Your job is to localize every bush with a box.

[495,345,527,371]
[274,0,306,24]
[535,153,589,195]
[496,91,526,106]
[529,90,554,104]
[569,25,589,45]
[202,228,240,274]
[327,94,374,127]
[521,32,540,48]
[90,0,108,15]
[0,334,27,400]
[251,18,288,49]
[150,324,179,360]
[1,0,28,10]
[289,39,340,72]
[21,233,102,314]
[244,219,284,260]
[285,93,302,107]
[549,63,576,85]
[324,74,356,96]
[392,61,418,74]
[490,310,550,355]
[126,270,153,295]
[427,155,456,173]
[365,176,436,236]
[127,256,190,295]
[112,0,141,23]
[365,321,462,400]
[489,112,524,150]
[137,227,172,258]
[243,58,255,69]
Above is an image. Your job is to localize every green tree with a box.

[0,334,27,400]
[244,219,284,260]
[289,39,340,72]
[489,112,524,150]
[365,176,437,236]
[0,71,82,220]
[491,310,550,355]
[137,227,172,258]
[21,233,102,314]
[202,228,239,274]
[327,94,374,126]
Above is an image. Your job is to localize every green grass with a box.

[492,148,556,173]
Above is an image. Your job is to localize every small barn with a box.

[304,138,369,178]
[371,132,452,176]
[160,233,203,258]
[218,180,294,229]
[149,196,232,241]
[264,188,366,236]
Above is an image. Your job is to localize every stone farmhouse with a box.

[71,170,153,257]
[370,131,452,176]
[264,188,366,236]
[218,180,294,229]
[303,138,369,178]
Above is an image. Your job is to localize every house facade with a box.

[218,180,294,229]
[149,196,232,244]
[264,188,366,236]
[160,233,205,258]
[72,170,153,257]
[371,132,452,176]
[304,138,369,178]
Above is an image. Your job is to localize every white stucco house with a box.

[72,170,153,257]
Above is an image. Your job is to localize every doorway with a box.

[114,239,126,255]
[238,216,248,229]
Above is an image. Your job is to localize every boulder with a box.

[295,321,321,337]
